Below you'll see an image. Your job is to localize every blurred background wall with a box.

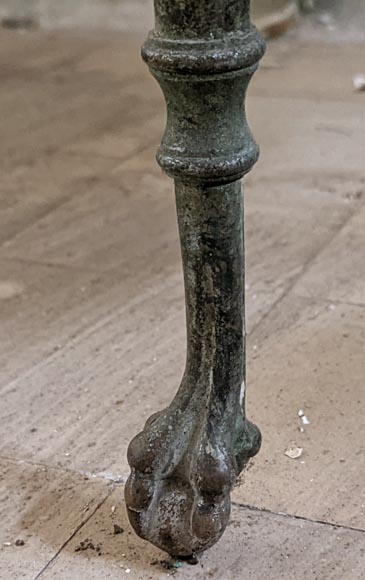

[0,1,362,40]
[0,0,153,31]
[0,0,300,32]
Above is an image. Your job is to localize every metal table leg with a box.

[125,0,265,558]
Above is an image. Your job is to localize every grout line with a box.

[232,501,365,535]
[0,255,101,274]
[248,201,361,337]
[0,454,126,485]
[33,488,114,580]
[292,295,365,311]
[0,267,181,396]
[5,453,364,553]
[0,193,77,249]
[61,137,160,163]
[249,91,365,106]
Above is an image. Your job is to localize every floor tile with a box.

[39,489,365,580]
[0,458,111,580]
[234,295,365,529]
[252,41,365,103]
[0,154,118,244]
[293,204,365,305]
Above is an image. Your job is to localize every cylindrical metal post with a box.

[125,0,265,558]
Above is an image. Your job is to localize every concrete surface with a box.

[0,24,365,580]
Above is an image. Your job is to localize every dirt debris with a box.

[15,539,25,547]
[113,524,124,535]
[150,559,185,574]
[74,539,102,555]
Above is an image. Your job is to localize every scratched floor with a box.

[0,24,364,580]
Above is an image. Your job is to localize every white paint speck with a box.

[239,381,246,407]
[298,409,310,425]
[285,446,303,460]
[353,74,365,91]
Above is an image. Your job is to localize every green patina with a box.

[125,0,265,558]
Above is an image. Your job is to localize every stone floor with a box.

[0,24,364,580]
